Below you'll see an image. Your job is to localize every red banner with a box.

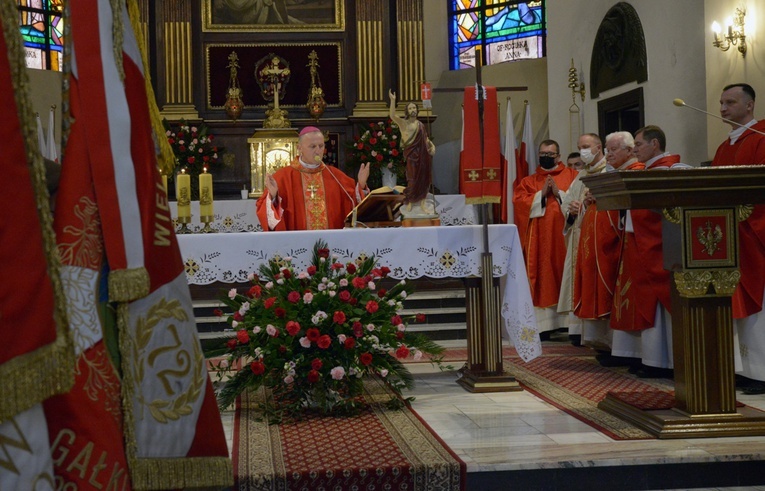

[460,86,501,204]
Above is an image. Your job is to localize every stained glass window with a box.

[17,0,65,71]
[449,0,545,70]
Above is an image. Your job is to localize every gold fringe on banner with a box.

[0,0,74,422]
[127,0,176,176]
[108,267,150,302]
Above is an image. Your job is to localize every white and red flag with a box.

[499,99,517,224]
[0,7,73,488]
[45,0,232,489]
[518,102,537,177]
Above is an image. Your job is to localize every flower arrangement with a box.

[206,240,444,419]
[163,118,223,175]
[346,119,406,189]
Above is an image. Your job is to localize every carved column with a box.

[396,0,425,103]
[157,0,198,120]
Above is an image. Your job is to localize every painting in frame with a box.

[203,0,345,32]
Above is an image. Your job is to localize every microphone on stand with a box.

[673,98,765,137]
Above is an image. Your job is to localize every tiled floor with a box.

[220,337,765,490]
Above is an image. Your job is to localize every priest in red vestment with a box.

[711,83,765,393]
[256,127,370,230]
[610,125,690,377]
[513,140,578,337]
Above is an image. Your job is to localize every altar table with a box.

[176,225,540,361]
[169,195,478,232]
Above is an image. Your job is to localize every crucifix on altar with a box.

[257,54,292,129]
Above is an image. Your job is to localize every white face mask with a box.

[579,147,596,165]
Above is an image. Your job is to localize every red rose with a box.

[286,320,301,336]
[416,313,426,323]
[307,265,317,275]
[317,335,332,349]
[360,154,367,161]
[391,315,403,326]
[233,312,243,322]
[353,321,364,338]
[248,285,262,298]
[352,277,366,289]
[375,154,383,162]
[213,308,224,317]
[346,263,357,274]
[311,358,323,370]
[250,361,265,375]
[391,149,399,157]
[369,123,375,128]
[226,338,237,350]
[306,328,320,341]
[287,291,300,303]
[308,370,320,383]
[395,345,410,359]
[380,267,390,277]
[357,142,364,149]
[339,290,351,302]
[264,297,276,309]
[386,126,393,134]
[203,155,210,162]
[369,137,378,144]
[236,330,250,344]
[333,311,347,324]
[344,337,356,350]
[332,262,344,270]
[187,156,195,164]
[179,145,186,152]
[377,289,387,298]
[168,138,175,144]
[278,345,287,353]
[282,268,292,279]
[318,248,330,259]
[274,307,286,318]
[360,352,373,366]
[389,140,396,148]
[349,298,358,306]
[365,300,379,313]
[396,331,405,339]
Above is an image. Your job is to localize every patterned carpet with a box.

[233,376,465,490]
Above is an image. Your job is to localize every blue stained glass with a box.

[16,0,61,71]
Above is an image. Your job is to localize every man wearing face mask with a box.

[256,126,370,230]
[513,140,579,339]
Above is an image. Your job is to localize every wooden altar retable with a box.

[583,165,765,438]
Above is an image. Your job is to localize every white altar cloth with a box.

[177,225,540,360]
[169,195,477,232]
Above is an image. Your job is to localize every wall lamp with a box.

[711,7,747,57]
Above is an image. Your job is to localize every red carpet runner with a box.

[233,376,465,490]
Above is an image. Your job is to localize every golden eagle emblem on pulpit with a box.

[697,220,723,256]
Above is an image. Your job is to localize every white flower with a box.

[253,325,262,334]
[303,292,314,304]
[298,272,309,280]
[371,150,378,157]
[199,148,204,153]
[265,281,274,289]
[219,359,230,368]
[284,375,294,384]
[277,278,285,285]
[231,320,239,328]
[400,291,407,298]
[330,366,346,380]
[377,131,382,137]
[380,369,389,378]
[266,324,278,336]
[228,288,237,299]
[299,336,311,348]
[392,135,397,140]
[368,281,375,290]
[337,334,347,343]
[413,350,423,361]
[339,279,348,287]
[318,283,327,292]
[239,301,250,313]
[397,324,406,331]
[193,138,199,144]
[166,130,172,136]
[179,139,185,145]
[328,290,336,298]
[366,323,375,331]
[213,153,218,159]
[247,272,256,281]
[191,126,198,132]
[388,300,396,306]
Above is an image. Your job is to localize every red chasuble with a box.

[574,161,645,320]
[256,158,362,231]
[712,121,765,318]
[513,163,578,308]
[610,155,680,330]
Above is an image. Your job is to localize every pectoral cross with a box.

[306,184,319,201]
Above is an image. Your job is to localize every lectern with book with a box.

[345,186,405,228]
[582,165,765,438]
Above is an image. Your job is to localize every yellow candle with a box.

[199,168,214,217]
[176,170,191,219]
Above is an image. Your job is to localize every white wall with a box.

[27,68,63,157]
[547,0,708,165]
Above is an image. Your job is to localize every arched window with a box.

[17,0,65,71]
[449,1,545,70]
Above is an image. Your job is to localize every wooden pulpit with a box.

[582,165,765,438]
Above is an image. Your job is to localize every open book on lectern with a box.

[345,185,406,228]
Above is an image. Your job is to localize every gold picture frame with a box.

[202,0,345,32]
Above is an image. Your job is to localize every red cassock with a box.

[574,161,645,320]
[513,163,579,308]
[610,155,679,330]
[256,158,362,231]
[712,121,765,318]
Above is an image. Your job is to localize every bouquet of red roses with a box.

[207,240,444,418]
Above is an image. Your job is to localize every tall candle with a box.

[176,170,191,219]
[162,174,168,195]
[199,167,214,217]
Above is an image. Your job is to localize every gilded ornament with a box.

[224,51,244,121]
[696,220,723,256]
[256,53,291,128]
[710,270,741,295]
[737,204,754,222]
[674,270,713,297]
[663,207,681,224]
[305,50,327,121]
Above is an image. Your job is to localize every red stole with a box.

[460,86,501,204]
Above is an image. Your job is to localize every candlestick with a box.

[176,169,191,221]
[199,168,214,218]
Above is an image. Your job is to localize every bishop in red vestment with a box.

[256,127,370,230]
[711,84,765,393]
[513,140,578,334]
